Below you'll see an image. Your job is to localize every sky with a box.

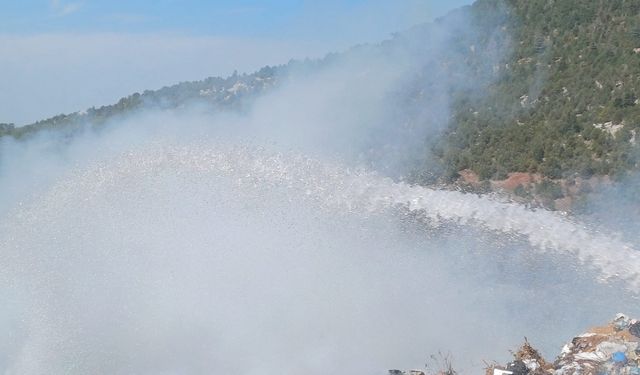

[0,0,474,125]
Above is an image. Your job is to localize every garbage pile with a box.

[489,313,640,375]
[389,314,640,375]
[488,339,552,375]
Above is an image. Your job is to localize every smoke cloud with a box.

[0,4,639,375]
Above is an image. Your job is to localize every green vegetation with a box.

[4,0,639,195]
[1,67,282,140]
[433,0,640,182]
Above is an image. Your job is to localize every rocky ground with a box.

[449,169,620,212]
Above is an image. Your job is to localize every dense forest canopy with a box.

[436,0,640,182]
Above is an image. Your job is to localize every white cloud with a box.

[50,0,83,17]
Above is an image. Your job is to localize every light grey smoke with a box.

[0,5,638,375]
[0,141,638,375]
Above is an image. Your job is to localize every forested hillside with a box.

[0,66,283,139]
[3,0,640,208]
[436,0,640,182]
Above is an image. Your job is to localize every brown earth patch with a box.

[459,169,480,184]
[493,172,542,191]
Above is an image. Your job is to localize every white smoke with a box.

[1,140,637,374]
[0,4,639,374]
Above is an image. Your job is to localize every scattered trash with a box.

[488,339,552,375]
[488,314,640,375]
[388,370,425,375]
[505,360,528,375]
[612,351,628,363]
[393,315,640,375]
[614,314,631,331]
[630,322,640,338]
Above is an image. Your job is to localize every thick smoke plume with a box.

[0,4,639,374]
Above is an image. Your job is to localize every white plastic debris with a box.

[523,358,540,371]
[615,313,630,321]
[614,313,632,330]
[596,341,629,357]
[561,344,573,355]
[573,351,607,361]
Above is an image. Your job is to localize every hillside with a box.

[3,0,639,210]
[433,0,640,183]
[0,66,284,139]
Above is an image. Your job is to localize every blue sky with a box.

[2,1,473,38]
[0,0,474,124]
